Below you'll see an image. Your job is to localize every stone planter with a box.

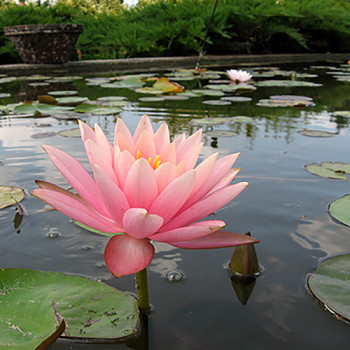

[4,24,83,64]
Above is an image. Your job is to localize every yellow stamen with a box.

[136,150,141,160]
[136,151,162,169]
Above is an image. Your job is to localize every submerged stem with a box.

[135,268,151,313]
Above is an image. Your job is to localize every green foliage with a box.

[1,0,350,62]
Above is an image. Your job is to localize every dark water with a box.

[1,62,350,349]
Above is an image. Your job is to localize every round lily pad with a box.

[57,97,88,106]
[221,96,252,102]
[308,253,350,321]
[138,97,166,102]
[329,194,350,226]
[74,104,122,115]
[48,91,78,97]
[0,185,25,209]
[333,111,350,118]
[205,130,237,137]
[255,80,322,87]
[190,89,225,97]
[0,268,139,347]
[31,132,56,139]
[203,100,231,105]
[190,117,233,125]
[305,162,350,180]
[58,128,81,138]
[299,129,336,137]
[0,93,10,98]
[97,96,127,102]
[231,116,255,123]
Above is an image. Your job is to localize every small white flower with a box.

[227,69,252,84]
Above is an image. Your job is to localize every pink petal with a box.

[171,230,259,249]
[114,118,134,147]
[181,141,203,171]
[124,158,158,210]
[85,139,118,185]
[78,120,95,142]
[94,124,114,164]
[134,130,156,160]
[161,182,248,231]
[179,153,240,212]
[133,115,154,142]
[104,234,154,277]
[154,122,170,154]
[150,220,225,243]
[149,170,195,224]
[94,164,130,225]
[32,188,123,233]
[42,145,103,211]
[159,142,176,164]
[209,168,240,194]
[154,162,178,193]
[173,133,185,147]
[123,208,163,239]
[176,129,202,161]
[115,131,135,155]
[116,150,135,189]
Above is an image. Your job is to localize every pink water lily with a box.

[227,69,252,84]
[32,115,258,277]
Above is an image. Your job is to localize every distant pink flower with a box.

[32,115,258,277]
[227,69,252,84]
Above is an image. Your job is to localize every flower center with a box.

[136,150,162,170]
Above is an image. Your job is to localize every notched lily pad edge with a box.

[306,252,350,324]
[327,193,350,227]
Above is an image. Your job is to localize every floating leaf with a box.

[329,194,350,226]
[0,93,10,98]
[257,95,314,107]
[333,111,350,118]
[31,132,56,139]
[13,103,37,115]
[48,90,78,97]
[231,116,255,123]
[0,185,25,209]
[255,80,322,87]
[0,268,139,346]
[138,97,166,102]
[97,96,127,102]
[205,130,237,137]
[190,117,234,125]
[299,129,336,137]
[221,96,252,102]
[190,89,224,97]
[164,95,189,100]
[152,77,184,94]
[308,253,350,321]
[74,103,121,115]
[38,95,58,105]
[57,96,88,106]
[36,104,74,116]
[202,100,231,105]
[305,164,348,180]
[58,128,81,137]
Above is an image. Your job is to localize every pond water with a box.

[0,62,350,349]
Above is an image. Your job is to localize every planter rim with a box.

[4,24,83,36]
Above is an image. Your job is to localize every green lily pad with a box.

[36,104,74,116]
[97,96,127,102]
[329,194,350,226]
[299,129,336,137]
[0,268,139,347]
[231,116,255,123]
[305,163,349,180]
[333,111,350,118]
[255,80,322,87]
[74,103,122,115]
[0,93,11,98]
[308,253,350,321]
[190,89,225,97]
[205,130,237,137]
[31,132,56,139]
[48,91,78,97]
[57,97,88,106]
[29,82,50,87]
[0,185,25,209]
[101,77,144,89]
[138,97,166,102]
[13,103,37,115]
[58,128,81,138]
[203,100,231,105]
[74,221,123,237]
[221,96,252,102]
[190,117,234,125]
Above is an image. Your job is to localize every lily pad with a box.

[308,253,350,321]
[329,194,350,226]
[0,268,139,347]
[58,128,81,137]
[190,89,225,97]
[333,111,350,118]
[231,116,255,123]
[48,91,78,97]
[0,185,25,209]
[221,96,252,102]
[138,77,184,94]
[138,97,166,102]
[74,103,122,115]
[255,80,322,87]
[203,100,231,105]
[31,132,56,139]
[305,163,349,180]
[190,117,234,125]
[205,130,237,137]
[0,93,11,98]
[57,96,88,106]
[97,96,127,102]
[299,129,336,137]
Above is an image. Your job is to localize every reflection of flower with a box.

[32,115,257,277]
[227,69,252,84]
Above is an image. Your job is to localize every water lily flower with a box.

[227,69,252,84]
[32,115,258,277]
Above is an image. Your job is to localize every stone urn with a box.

[4,24,83,64]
